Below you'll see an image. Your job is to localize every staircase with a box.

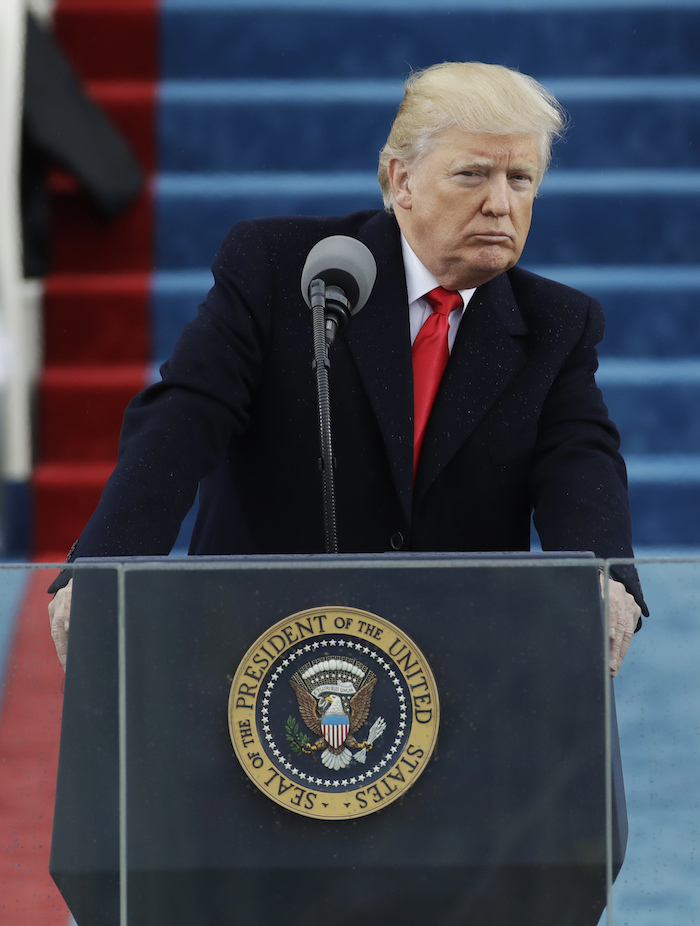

[32,0,157,558]
[32,0,700,558]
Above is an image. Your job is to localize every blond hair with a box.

[378,62,568,209]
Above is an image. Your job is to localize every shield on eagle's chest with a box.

[322,714,349,749]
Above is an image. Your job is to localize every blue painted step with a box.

[599,360,700,455]
[160,5,700,80]
[626,456,700,547]
[530,267,700,360]
[149,289,700,457]
[158,78,700,173]
[151,269,700,366]
[154,173,700,269]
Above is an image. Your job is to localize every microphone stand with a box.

[309,278,352,554]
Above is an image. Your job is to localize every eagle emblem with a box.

[289,658,387,770]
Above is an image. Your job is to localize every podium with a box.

[50,554,625,925]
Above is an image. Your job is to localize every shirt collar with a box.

[400,234,476,308]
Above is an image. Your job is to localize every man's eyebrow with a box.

[451,157,495,171]
[510,162,540,174]
[451,157,540,173]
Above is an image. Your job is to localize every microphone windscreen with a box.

[301,236,377,313]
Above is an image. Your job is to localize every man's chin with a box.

[447,255,517,290]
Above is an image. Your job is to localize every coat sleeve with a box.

[529,297,648,616]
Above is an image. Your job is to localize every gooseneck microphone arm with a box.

[309,278,340,553]
[301,236,377,554]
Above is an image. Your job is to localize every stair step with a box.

[598,359,700,384]
[39,365,146,463]
[156,168,700,196]
[151,271,211,366]
[598,361,700,455]
[626,454,700,482]
[32,461,116,485]
[627,456,700,546]
[54,0,158,83]
[30,457,700,555]
[49,184,153,274]
[160,5,700,80]
[528,267,700,359]
[88,80,157,173]
[44,274,150,365]
[149,268,700,365]
[161,0,700,8]
[153,171,700,269]
[148,273,700,456]
[158,77,700,173]
[32,462,115,558]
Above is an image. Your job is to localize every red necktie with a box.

[412,286,463,478]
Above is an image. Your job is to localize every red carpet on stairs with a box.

[0,570,67,925]
[33,0,158,561]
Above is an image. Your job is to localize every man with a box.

[49,61,645,670]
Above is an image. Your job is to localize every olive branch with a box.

[285,716,311,756]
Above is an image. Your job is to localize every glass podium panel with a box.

[53,554,614,926]
[607,558,700,926]
[0,562,120,926]
[9,556,690,925]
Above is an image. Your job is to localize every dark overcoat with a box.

[65,209,644,608]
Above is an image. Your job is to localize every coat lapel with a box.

[339,212,531,522]
[342,212,414,522]
[415,272,529,499]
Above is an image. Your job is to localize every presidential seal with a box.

[228,606,440,820]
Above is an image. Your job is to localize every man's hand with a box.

[600,574,641,677]
[49,579,72,671]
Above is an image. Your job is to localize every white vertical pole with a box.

[0,0,32,485]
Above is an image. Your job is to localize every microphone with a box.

[301,236,377,346]
[300,236,376,553]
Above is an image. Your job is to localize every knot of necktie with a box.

[424,286,463,317]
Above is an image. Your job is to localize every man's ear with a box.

[387,158,412,210]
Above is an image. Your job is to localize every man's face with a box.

[389,128,542,290]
